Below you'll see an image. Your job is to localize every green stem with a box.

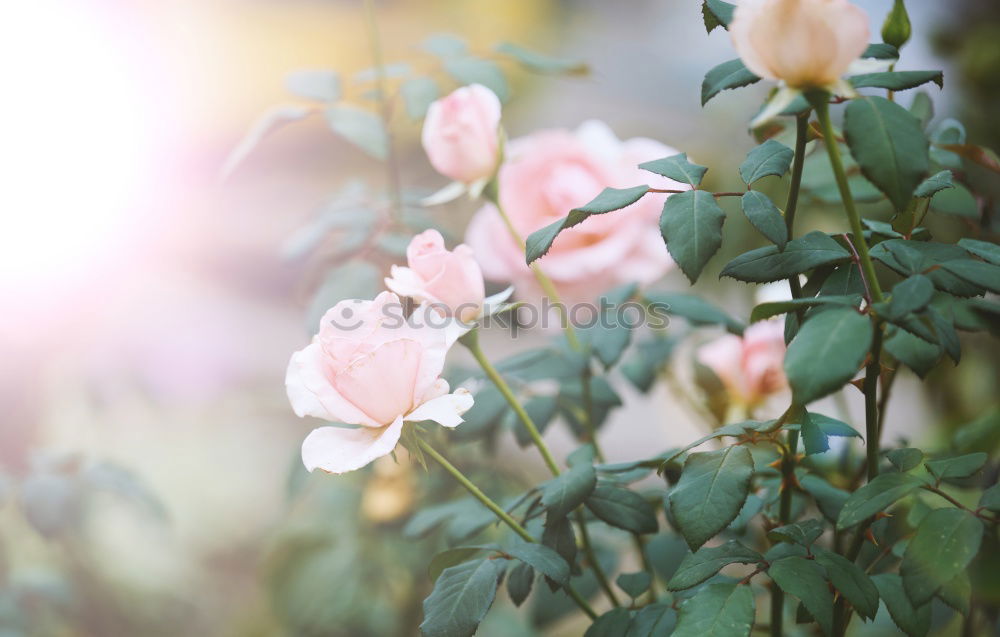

[772,427,799,637]
[483,183,608,462]
[864,327,883,482]
[462,330,560,476]
[576,509,621,607]
[785,113,809,306]
[461,329,620,607]
[811,96,884,303]
[363,0,403,220]
[632,533,657,600]
[416,438,599,620]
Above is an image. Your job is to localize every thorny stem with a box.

[785,113,809,310]
[460,330,619,606]
[483,182,608,463]
[363,0,403,220]
[462,330,561,476]
[416,438,598,619]
[772,427,799,637]
[863,328,884,482]
[812,96,884,303]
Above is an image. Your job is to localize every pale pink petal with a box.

[385,265,439,305]
[301,417,404,474]
[334,339,421,425]
[285,342,380,426]
[405,388,474,428]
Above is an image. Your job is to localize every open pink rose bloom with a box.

[466,120,686,300]
[285,292,473,474]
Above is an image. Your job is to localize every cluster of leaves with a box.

[411,3,1000,637]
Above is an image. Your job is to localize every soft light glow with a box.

[1,1,156,291]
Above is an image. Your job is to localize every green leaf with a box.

[494,42,588,75]
[286,69,342,102]
[937,571,971,616]
[925,452,987,480]
[721,231,850,283]
[429,547,494,581]
[644,292,744,335]
[740,140,794,184]
[621,337,676,392]
[740,191,787,249]
[958,238,1000,266]
[784,307,873,405]
[541,515,577,571]
[768,556,833,635]
[862,43,900,60]
[667,540,762,591]
[930,182,979,218]
[837,472,922,530]
[640,153,708,187]
[914,169,953,197]
[813,547,880,620]
[901,508,983,606]
[800,474,849,523]
[443,57,509,102]
[659,190,726,283]
[586,484,658,535]
[626,603,675,637]
[879,273,934,322]
[507,562,533,607]
[767,519,824,546]
[616,571,652,598]
[872,573,931,637]
[540,463,597,519]
[701,58,760,105]
[422,34,468,57]
[803,412,862,438]
[940,260,1000,294]
[702,0,735,31]
[672,582,754,637]
[525,185,650,264]
[662,421,768,465]
[325,105,389,159]
[798,411,829,455]
[885,326,941,377]
[509,395,558,447]
[887,448,924,472]
[504,541,570,587]
[849,70,943,92]
[400,76,440,119]
[979,483,1000,513]
[843,96,930,211]
[585,608,633,637]
[750,295,860,323]
[669,446,754,550]
[420,558,507,637]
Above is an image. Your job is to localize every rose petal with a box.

[285,342,381,426]
[404,388,474,428]
[301,417,404,474]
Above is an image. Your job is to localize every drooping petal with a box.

[749,87,802,130]
[285,342,380,426]
[301,417,404,474]
[404,388,474,428]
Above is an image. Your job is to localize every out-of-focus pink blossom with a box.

[385,230,485,322]
[697,319,787,408]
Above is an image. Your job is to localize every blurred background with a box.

[1,1,997,635]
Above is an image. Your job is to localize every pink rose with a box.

[466,120,684,300]
[730,0,869,89]
[697,320,787,408]
[286,292,473,474]
[385,230,486,322]
[422,84,501,184]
